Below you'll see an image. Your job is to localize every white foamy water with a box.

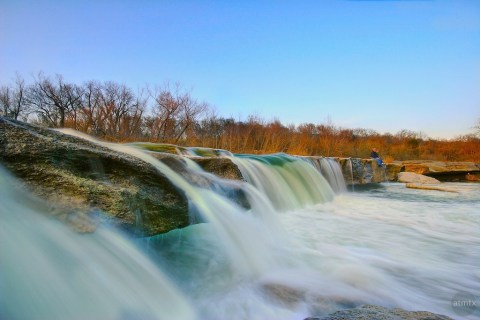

[142,183,480,320]
[279,183,480,318]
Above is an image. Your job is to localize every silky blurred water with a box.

[141,183,480,320]
[0,169,196,320]
[2,129,479,319]
[281,183,480,318]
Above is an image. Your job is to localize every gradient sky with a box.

[1,0,479,138]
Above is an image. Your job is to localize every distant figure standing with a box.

[370,148,384,167]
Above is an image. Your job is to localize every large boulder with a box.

[398,172,441,184]
[305,304,453,320]
[0,117,189,236]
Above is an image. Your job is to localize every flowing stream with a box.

[1,134,479,320]
[0,168,195,320]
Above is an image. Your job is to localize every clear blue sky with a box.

[1,0,479,138]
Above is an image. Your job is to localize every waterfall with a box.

[56,129,282,278]
[130,142,339,205]
[348,158,355,191]
[320,158,347,193]
[3,127,478,320]
[229,153,335,211]
[0,168,196,320]
[383,165,389,183]
[302,157,347,193]
[179,147,233,157]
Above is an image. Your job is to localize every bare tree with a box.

[95,81,145,139]
[174,95,208,144]
[28,73,83,127]
[149,83,207,143]
[0,86,12,118]
[195,108,221,147]
[475,118,480,137]
[128,88,147,140]
[0,74,28,120]
[78,80,103,134]
[149,83,181,141]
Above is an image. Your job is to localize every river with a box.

[1,147,478,320]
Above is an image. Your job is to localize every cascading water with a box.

[229,153,335,211]
[57,129,282,278]
[301,156,347,193]
[0,168,196,320]
[180,146,233,157]
[383,164,389,183]
[348,157,355,191]
[2,130,479,320]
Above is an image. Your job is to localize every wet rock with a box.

[0,117,189,236]
[261,282,364,315]
[128,142,185,155]
[261,283,305,307]
[150,154,250,210]
[191,157,244,181]
[305,304,453,320]
[339,158,387,185]
[339,158,364,185]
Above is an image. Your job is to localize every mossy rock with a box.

[0,118,189,236]
[191,157,244,181]
[128,142,186,155]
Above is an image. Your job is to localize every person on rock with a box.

[370,148,384,167]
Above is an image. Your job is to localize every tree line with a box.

[1,73,479,162]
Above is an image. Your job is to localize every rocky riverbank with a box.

[338,158,479,184]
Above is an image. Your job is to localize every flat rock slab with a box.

[398,172,441,184]
[397,160,480,175]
